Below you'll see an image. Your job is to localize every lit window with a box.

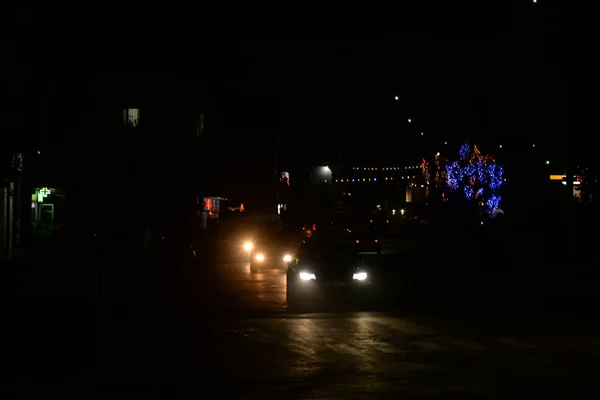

[123,108,140,127]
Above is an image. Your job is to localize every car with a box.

[353,234,381,255]
[249,235,296,274]
[286,240,373,310]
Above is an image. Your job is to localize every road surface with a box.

[4,242,600,398]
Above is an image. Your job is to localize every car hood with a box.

[296,258,362,281]
[254,246,294,256]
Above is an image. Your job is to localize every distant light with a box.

[37,150,41,154]
[532,144,536,147]
[420,132,423,135]
[373,178,377,181]
[499,145,502,148]
[546,160,550,165]
[444,141,447,144]
[533,0,537,2]
[408,119,412,123]
[394,96,399,100]
[436,152,440,156]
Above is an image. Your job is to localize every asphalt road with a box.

[4,238,600,398]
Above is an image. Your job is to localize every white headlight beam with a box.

[299,272,316,281]
[353,272,368,281]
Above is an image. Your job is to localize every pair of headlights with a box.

[255,253,293,262]
[298,271,368,281]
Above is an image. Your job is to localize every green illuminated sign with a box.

[37,187,51,203]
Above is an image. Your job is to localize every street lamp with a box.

[394,96,399,100]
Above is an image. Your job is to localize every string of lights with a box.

[335,176,420,183]
[352,166,422,171]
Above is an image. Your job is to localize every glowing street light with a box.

[394,95,399,100]
[408,118,412,123]
[546,160,550,165]
[499,144,503,148]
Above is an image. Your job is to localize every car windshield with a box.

[255,231,289,248]
[302,242,358,261]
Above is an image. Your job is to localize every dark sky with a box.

[10,1,591,171]
[229,33,568,164]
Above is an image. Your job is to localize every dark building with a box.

[25,71,216,245]
[1,7,36,261]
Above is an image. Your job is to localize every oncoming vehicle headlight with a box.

[353,272,368,281]
[299,272,316,281]
[283,255,292,262]
[256,254,265,261]
[243,242,253,251]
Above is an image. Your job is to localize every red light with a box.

[312,224,317,231]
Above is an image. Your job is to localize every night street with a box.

[4,4,597,398]
[4,238,600,398]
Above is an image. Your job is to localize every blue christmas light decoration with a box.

[486,195,501,216]
[488,163,504,190]
[445,141,504,217]
[445,161,462,190]
[464,185,474,199]
[459,142,470,160]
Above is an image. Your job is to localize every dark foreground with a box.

[2,235,599,398]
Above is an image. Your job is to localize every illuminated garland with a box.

[445,141,504,216]
[421,158,431,182]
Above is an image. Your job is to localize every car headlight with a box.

[243,242,253,251]
[256,253,265,261]
[283,255,292,262]
[299,271,316,281]
[353,272,368,281]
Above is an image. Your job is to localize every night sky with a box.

[9,1,592,183]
